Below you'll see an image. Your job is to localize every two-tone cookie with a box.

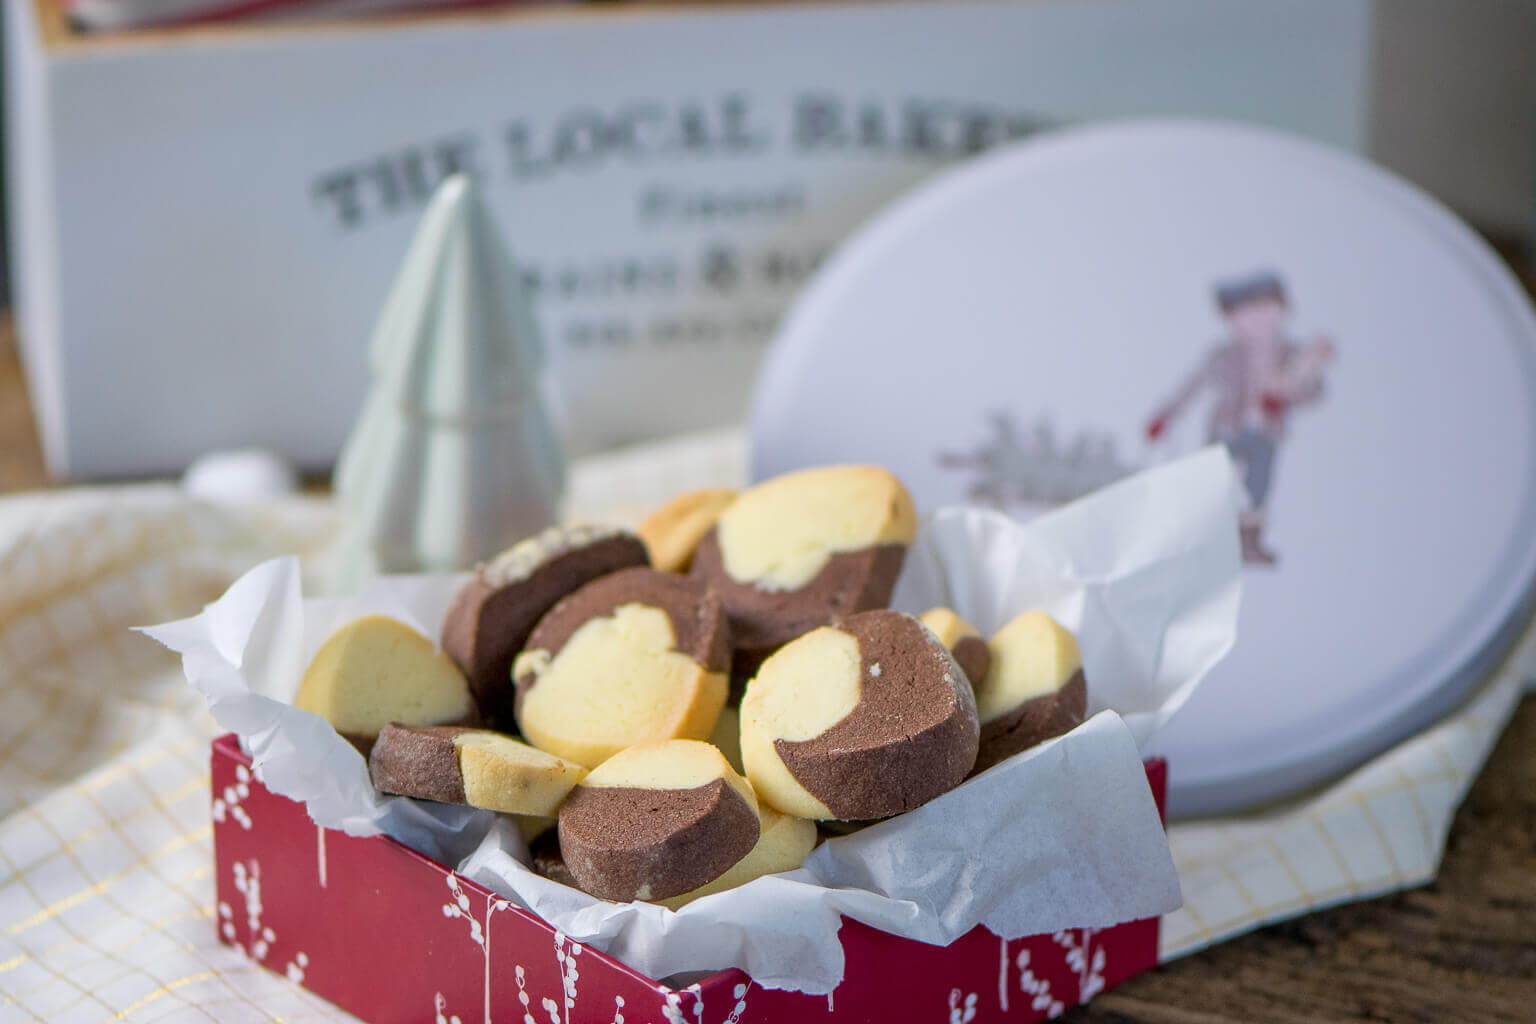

[740,609,979,820]
[918,607,991,688]
[557,740,760,902]
[637,488,738,573]
[368,723,587,815]
[528,829,577,888]
[972,611,1088,773]
[689,466,917,668]
[657,804,817,909]
[295,615,476,755]
[514,568,730,766]
[441,523,649,730]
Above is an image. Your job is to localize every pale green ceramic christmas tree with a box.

[334,175,565,581]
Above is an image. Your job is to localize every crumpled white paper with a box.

[145,447,1244,995]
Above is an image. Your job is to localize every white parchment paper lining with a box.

[145,448,1244,994]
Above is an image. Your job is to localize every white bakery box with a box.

[7,0,1535,479]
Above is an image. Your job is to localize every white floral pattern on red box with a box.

[211,735,1166,1023]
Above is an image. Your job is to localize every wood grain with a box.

[0,315,48,492]
[1073,698,1536,1024]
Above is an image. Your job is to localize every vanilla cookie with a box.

[368,723,586,815]
[708,705,744,775]
[557,740,760,902]
[689,466,916,659]
[637,488,738,573]
[295,615,476,755]
[918,607,991,689]
[740,609,978,820]
[441,523,649,730]
[514,568,730,766]
[972,611,1088,772]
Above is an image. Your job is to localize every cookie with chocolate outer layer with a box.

[657,804,817,909]
[368,723,586,815]
[514,568,730,766]
[918,607,991,689]
[441,523,649,730]
[740,609,979,820]
[689,465,916,655]
[637,488,738,573]
[557,740,760,902]
[972,610,1088,773]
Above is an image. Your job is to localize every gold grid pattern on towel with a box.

[1160,617,1534,960]
[0,489,347,1023]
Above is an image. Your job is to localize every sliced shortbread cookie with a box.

[441,523,648,730]
[741,609,978,820]
[368,723,586,816]
[637,488,738,573]
[528,829,576,888]
[918,607,992,689]
[689,466,916,663]
[514,568,730,766]
[295,615,475,754]
[557,740,760,902]
[972,611,1088,772]
[658,804,817,909]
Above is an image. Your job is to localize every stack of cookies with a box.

[294,465,1090,906]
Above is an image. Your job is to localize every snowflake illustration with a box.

[1016,948,1065,1019]
[1054,929,1107,1003]
[610,994,625,1024]
[212,764,253,830]
[938,412,1135,510]
[286,952,309,984]
[947,988,978,1024]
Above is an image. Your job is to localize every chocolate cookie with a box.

[441,523,649,730]
[557,740,760,902]
[918,607,991,689]
[528,829,577,888]
[369,723,587,815]
[658,804,817,909]
[637,488,738,573]
[295,615,476,755]
[689,465,916,658]
[514,568,730,766]
[740,609,979,820]
[972,611,1088,773]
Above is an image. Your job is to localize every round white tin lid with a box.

[751,120,1536,817]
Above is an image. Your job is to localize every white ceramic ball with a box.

[182,448,298,503]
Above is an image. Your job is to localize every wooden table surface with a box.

[1,314,1532,1023]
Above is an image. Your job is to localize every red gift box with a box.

[211,734,1166,1023]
